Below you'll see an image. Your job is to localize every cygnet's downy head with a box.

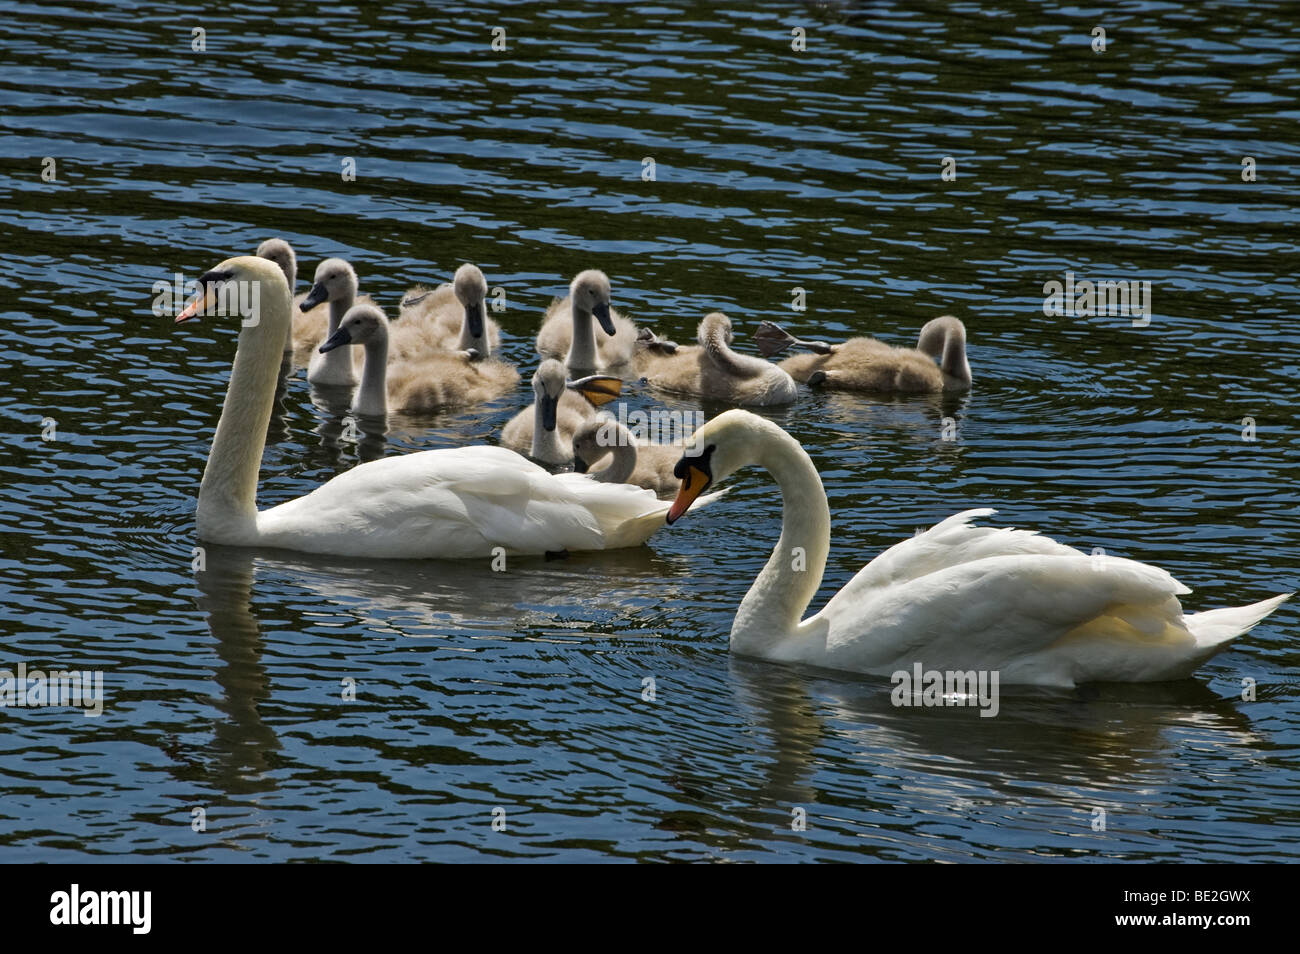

[320,304,388,353]
[569,269,615,335]
[916,315,971,386]
[256,238,297,289]
[530,359,622,432]
[531,359,569,432]
[453,263,489,342]
[300,258,358,311]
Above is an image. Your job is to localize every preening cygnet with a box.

[637,311,797,406]
[500,358,622,464]
[760,315,972,392]
[299,258,373,385]
[319,304,519,416]
[395,263,503,360]
[535,269,638,373]
[571,415,685,497]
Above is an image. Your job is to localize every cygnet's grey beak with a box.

[466,301,485,340]
[540,393,559,432]
[300,282,329,311]
[319,326,352,353]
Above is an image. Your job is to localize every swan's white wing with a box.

[550,473,725,549]
[255,444,729,559]
[807,552,1199,685]
[824,509,1132,609]
[801,510,1219,686]
[551,472,662,543]
[257,446,607,559]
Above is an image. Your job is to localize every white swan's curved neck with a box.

[567,305,597,370]
[282,263,297,351]
[731,428,832,656]
[197,282,291,543]
[353,334,388,417]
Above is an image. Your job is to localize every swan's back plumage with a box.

[803,509,1276,685]
[826,509,1112,601]
[551,472,685,548]
[255,446,677,559]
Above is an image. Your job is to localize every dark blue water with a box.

[0,0,1297,861]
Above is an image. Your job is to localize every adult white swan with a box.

[666,409,1289,686]
[175,256,710,559]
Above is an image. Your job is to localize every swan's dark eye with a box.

[673,443,715,480]
[197,269,235,291]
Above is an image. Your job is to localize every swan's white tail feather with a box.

[1185,593,1291,649]
[602,488,727,549]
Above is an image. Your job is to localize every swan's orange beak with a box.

[666,464,710,524]
[175,287,214,323]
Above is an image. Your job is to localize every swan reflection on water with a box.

[186,539,1267,860]
[643,653,1260,859]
